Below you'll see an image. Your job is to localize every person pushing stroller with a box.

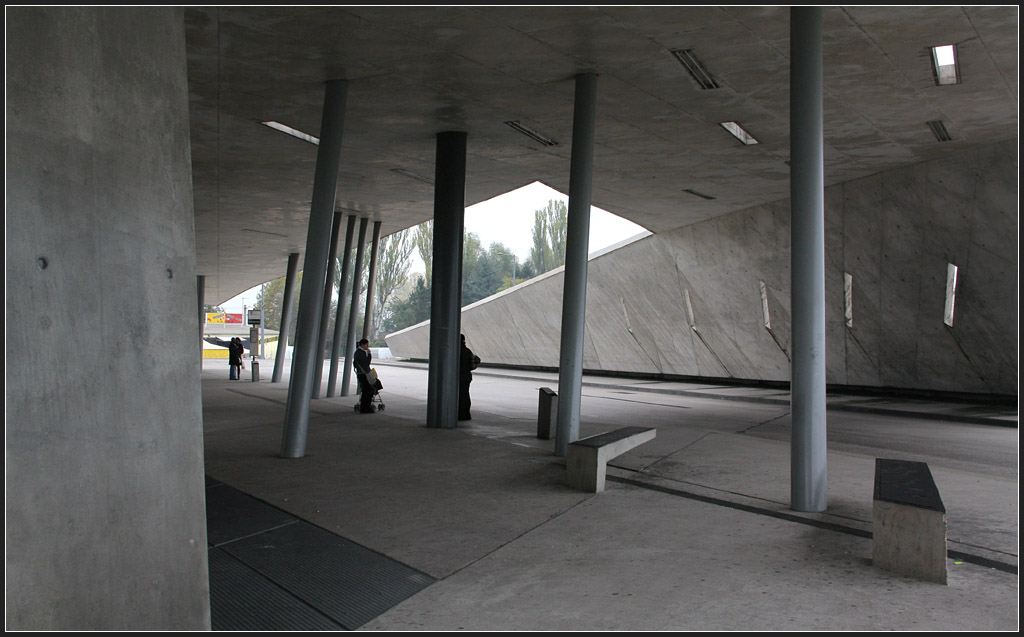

[353,338,376,414]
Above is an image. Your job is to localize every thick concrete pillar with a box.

[426,131,468,429]
[7,7,209,628]
[554,73,598,457]
[790,6,828,512]
[327,215,357,396]
[281,79,348,459]
[271,252,300,383]
[312,209,344,398]
[362,221,383,341]
[340,217,369,396]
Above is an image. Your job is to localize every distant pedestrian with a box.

[353,338,375,413]
[458,334,480,421]
[228,337,244,380]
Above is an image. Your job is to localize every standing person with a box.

[353,338,375,413]
[228,337,244,380]
[458,334,479,421]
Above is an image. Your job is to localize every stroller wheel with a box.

[353,404,360,412]
[377,403,385,411]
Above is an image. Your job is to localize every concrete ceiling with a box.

[185,6,1019,305]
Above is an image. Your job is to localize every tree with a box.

[255,273,303,333]
[527,199,568,275]
[370,229,414,344]
[382,275,431,334]
[414,220,433,286]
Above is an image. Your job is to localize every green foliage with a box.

[414,220,433,286]
[254,272,303,336]
[527,199,568,275]
[382,275,431,334]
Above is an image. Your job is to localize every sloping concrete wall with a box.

[6,8,210,629]
[387,139,1017,396]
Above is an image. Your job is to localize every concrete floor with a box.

[201,357,1018,631]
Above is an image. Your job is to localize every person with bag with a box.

[353,338,375,414]
[458,333,480,421]
[228,337,244,380]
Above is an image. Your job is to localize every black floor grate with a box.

[206,478,435,630]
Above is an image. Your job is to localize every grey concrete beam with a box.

[555,73,598,457]
[790,7,828,512]
[281,79,348,459]
[271,252,300,383]
[328,215,357,397]
[341,216,369,396]
[427,131,468,429]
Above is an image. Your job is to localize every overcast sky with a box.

[221,181,649,312]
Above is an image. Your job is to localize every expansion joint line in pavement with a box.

[439,493,597,581]
[606,475,1017,575]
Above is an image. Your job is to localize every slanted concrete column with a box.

[197,275,205,368]
[281,79,347,459]
[312,209,344,398]
[271,252,300,383]
[790,6,827,512]
[426,131,467,429]
[340,217,369,396]
[362,221,383,341]
[328,214,357,396]
[555,73,598,457]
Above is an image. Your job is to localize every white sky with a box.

[221,181,649,312]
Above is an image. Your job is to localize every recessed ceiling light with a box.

[505,121,558,146]
[930,45,959,86]
[719,121,759,145]
[926,120,952,142]
[390,168,435,185]
[670,49,719,90]
[683,188,716,200]
[261,121,320,145]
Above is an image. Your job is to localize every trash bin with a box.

[251,358,260,382]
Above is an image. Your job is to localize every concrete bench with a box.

[567,426,656,493]
[872,458,947,584]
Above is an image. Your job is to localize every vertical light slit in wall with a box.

[944,263,959,327]
[684,289,696,329]
[759,280,771,329]
[844,272,854,328]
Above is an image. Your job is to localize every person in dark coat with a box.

[353,338,375,413]
[458,334,478,421]
[228,337,244,380]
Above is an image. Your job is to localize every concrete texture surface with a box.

[5,7,210,630]
[388,139,1018,396]
[201,358,1017,631]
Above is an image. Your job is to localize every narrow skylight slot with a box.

[844,273,854,328]
[684,289,696,329]
[926,120,952,142]
[261,121,320,145]
[390,168,435,185]
[505,121,558,147]
[931,45,959,86]
[759,280,771,329]
[683,188,716,200]
[720,121,759,145]
[943,263,959,327]
[670,48,719,90]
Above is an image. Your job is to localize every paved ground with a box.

[201,357,1018,631]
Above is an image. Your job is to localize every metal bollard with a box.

[537,387,558,439]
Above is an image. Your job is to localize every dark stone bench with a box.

[567,426,656,493]
[872,458,947,584]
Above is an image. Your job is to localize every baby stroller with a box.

[354,368,385,412]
